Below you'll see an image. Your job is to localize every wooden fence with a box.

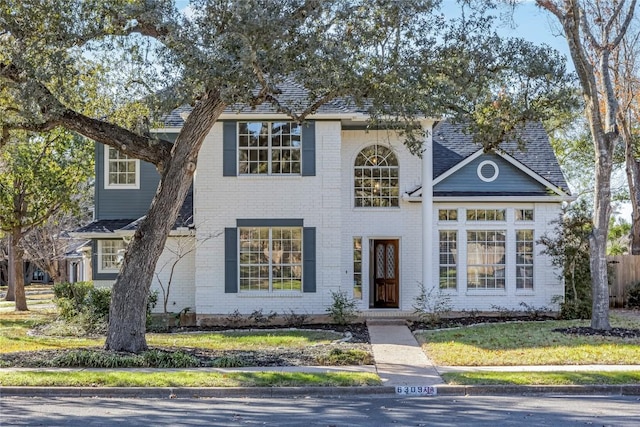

[607,255,640,307]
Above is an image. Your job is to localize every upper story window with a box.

[105,146,139,189]
[516,209,534,221]
[439,209,458,221]
[354,145,399,208]
[238,122,301,175]
[466,209,506,221]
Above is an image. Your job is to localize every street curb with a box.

[3,384,640,398]
[436,384,640,396]
[0,386,397,398]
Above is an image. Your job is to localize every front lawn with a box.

[442,371,640,386]
[416,314,640,366]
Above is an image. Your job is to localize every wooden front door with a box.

[372,239,399,308]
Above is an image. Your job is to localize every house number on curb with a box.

[396,386,437,396]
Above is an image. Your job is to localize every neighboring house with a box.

[73,84,572,320]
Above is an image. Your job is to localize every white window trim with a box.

[104,145,140,189]
[436,206,538,292]
[97,240,126,274]
[237,226,303,293]
[236,121,302,176]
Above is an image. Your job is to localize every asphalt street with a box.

[2,394,640,427]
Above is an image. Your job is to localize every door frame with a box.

[369,238,400,309]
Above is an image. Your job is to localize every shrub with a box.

[316,348,373,366]
[559,299,592,319]
[413,283,452,326]
[326,290,359,325]
[53,281,93,320]
[249,308,277,325]
[86,288,112,323]
[53,283,158,334]
[50,349,199,368]
[212,356,246,368]
[282,309,309,327]
[626,282,640,309]
[539,201,592,317]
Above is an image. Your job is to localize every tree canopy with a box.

[0,129,93,309]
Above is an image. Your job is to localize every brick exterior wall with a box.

[170,121,566,316]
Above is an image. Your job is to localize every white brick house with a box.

[75,90,571,320]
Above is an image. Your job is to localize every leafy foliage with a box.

[539,200,593,319]
[326,290,360,325]
[626,282,640,309]
[53,283,157,334]
[316,348,373,366]
[50,349,199,368]
[413,282,453,325]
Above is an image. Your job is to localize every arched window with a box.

[354,145,399,207]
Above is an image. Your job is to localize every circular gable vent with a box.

[477,160,499,182]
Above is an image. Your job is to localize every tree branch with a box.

[1,62,173,168]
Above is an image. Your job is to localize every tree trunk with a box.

[621,114,640,254]
[105,91,226,353]
[8,230,28,311]
[5,234,16,302]
[625,158,640,255]
[589,131,613,330]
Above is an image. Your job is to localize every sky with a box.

[175,0,572,62]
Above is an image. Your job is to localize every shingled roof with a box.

[74,187,194,235]
[433,121,570,193]
[162,79,367,127]
[161,83,569,195]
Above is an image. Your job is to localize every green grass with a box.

[0,370,381,387]
[0,302,341,354]
[416,315,640,366]
[146,330,341,350]
[0,310,104,353]
[442,371,640,385]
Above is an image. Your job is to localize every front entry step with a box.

[365,318,408,326]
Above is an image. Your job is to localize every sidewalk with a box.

[366,319,443,387]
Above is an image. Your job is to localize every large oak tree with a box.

[1,0,574,351]
[536,0,637,329]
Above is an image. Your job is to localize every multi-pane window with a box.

[99,240,126,273]
[467,230,506,289]
[438,209,458,221]
[466,209,506,221]
[239,227,302,292]
[354,145,399,207]
[105,146,138,188]
[516,209,534,221]
[238,122,301,175]
[439,231,457,289]
[516,230,535,289]
[353,237,363,299]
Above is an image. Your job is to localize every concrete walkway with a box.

[366,319,444,387]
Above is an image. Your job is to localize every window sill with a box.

[104,185,140,190]
[465,289,507,296]
[237,292,304,298]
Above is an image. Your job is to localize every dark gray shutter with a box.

[303,227,316,292]
[224,228,238,293]
[301,121,316,176]
[223,121,237,176]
